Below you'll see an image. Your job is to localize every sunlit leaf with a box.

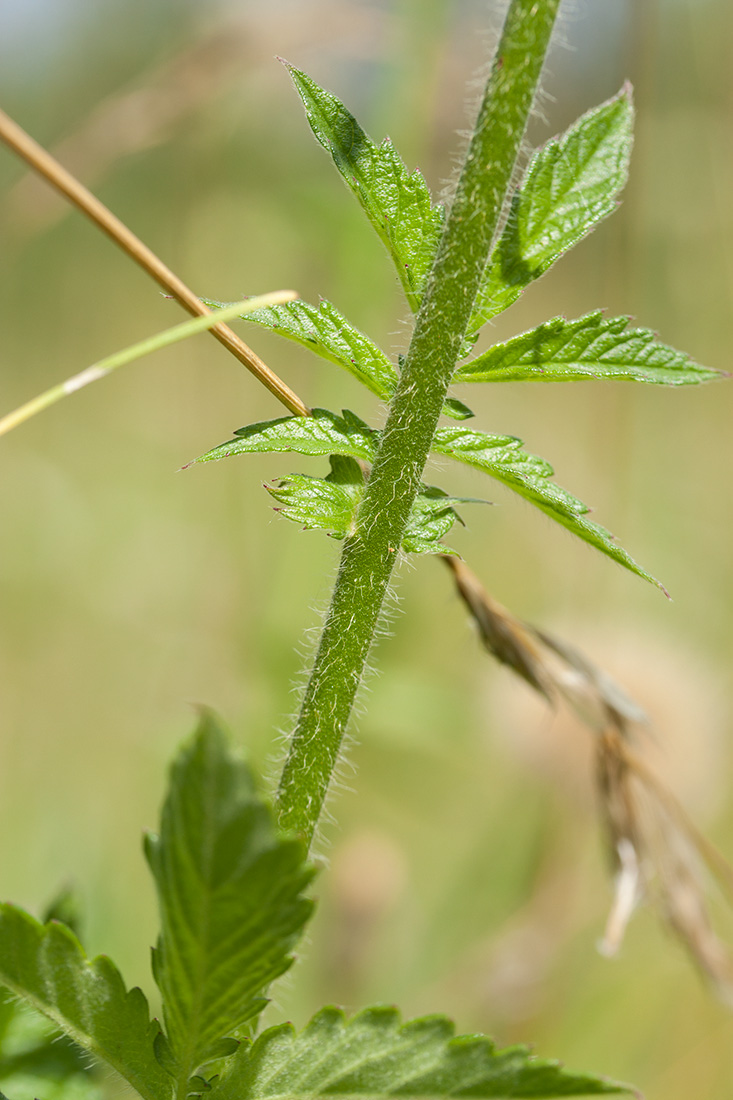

[456,312,722,385]
[433,427,663,590]
[201,297,398,400]
[468,87,633,332]
[209,1005,628,1100]
[285,65,444,310]
[190,409,378,466]
[145,713,316,1095]
[266,457,365,539]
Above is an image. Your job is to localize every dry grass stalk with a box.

[442,554,733,1003]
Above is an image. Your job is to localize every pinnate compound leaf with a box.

[191,409,378,466]
[468,86,633,333]
[0,906,171,1100]
[209,1005,629,1100]
[145,712,316,1093]
[456,312,722,385]
[201,297,398,401]
[433,427,663,591]
[285,64,444,310]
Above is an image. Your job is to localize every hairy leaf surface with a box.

[468,87,633,332]
[268,459,470,553]
[456,312,721,385]
[433,427,662,590]
[201,297,398,400]
[201,301,468,419]
[0,907,170,1100]
[210,1005,628,1100]
[145,713,316,1093]
[285,65,444,310]
[192,409,378,466]
[266,463,364,539]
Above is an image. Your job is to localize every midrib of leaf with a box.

[170,773,218,1100]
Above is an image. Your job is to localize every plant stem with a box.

[277,0,561,846]
[0,108,310,418]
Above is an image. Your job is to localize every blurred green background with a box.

[1,0,732,1096]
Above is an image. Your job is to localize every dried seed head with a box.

[443,554,733,1002]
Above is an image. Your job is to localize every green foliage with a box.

[200,297,399,401]
[0,905,170,1100]
[266,459,365,539]
[210,1005,627,1100]
[3,3,718,1098]
[467,87,634,332]
[0,712,628,1100]
[192,409,377,465]
[200,300,472,421]
[284,64,444,311]
[146,712,316,1095]
[196,414,643,567]
[455,312,722,384]
[195,69,716,588]
[432,427,662,588]
[265,454,474,554]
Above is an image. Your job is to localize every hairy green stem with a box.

[277,0,561,845]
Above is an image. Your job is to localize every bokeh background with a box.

[1,0,732,1096]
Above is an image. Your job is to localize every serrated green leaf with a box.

[190,409,378,467]
[456,312,722,385]
[285,65,444,310]
[145,712,316,1094]
[468,86,633,333]
[266,461,364,539]
[201,298,398,401]
[209,1005,629,1100]
[0,906,171,1100]
[433,427,664,591]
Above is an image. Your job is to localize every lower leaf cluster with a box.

[0,716,631,1100]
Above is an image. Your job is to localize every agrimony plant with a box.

[0,1,726,1099]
